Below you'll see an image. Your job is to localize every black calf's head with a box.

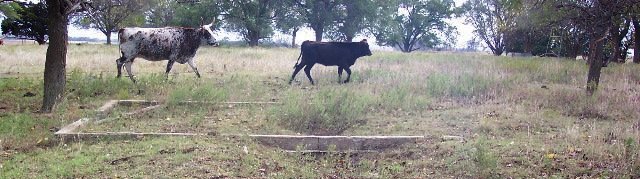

[359,39,372,57]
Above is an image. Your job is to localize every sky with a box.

[2,0,474,49]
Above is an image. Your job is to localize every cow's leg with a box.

[337,66,344,83]
[344,67,352,83]
[303,64,315,85]
[187,59,201,78]
[124,61,136,83]
[165,60,175,79]
[289,64,305,84]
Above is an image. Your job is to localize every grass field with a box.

[1,44,639,178]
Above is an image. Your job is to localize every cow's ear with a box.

[361,39,368,43]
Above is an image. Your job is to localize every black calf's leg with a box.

[337,66,344,83]
[304,64,315,85]
[289,64,304,84]
[165,60,175,79]
[344,67,352,83]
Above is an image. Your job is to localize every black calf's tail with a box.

[293,51,303,69]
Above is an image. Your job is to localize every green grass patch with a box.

[166,82,228,106]
[67,69,133,101]
[271,87,374,135]
[0,113,57,149]
[378,83,431,111]
[424,73,498,99]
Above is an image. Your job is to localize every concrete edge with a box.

[117,100,280,106]
[54,131,426,152]
[55,118,92,134]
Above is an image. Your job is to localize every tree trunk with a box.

[401,38,411,53]
[633,17,640,63]
[247,30,260,47]
[291,28,298,48]
[564,37,581,59]
[42,0,68,113]
[106,32,112,45]
[36,34,47,45]
[492,48,504,56]
[609,19,630,63]
[609,29,621,63]
[586,31,606,95]
[345,35,354,42]
[314,26,323,42]
[523,32,532,53]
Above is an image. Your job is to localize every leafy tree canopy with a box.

[1,2,48,44]
[372,0,457,52]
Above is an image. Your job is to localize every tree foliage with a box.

[73,0,145,44]
[171,0,221,27]
[145,0,176,27]
[294,0,342,41]
[274,0,305,47]
[462,0,518,55]
[0,1,20,19]
[221,0,277,46]
[372,0,456,52]
[1,2,48,44]
[326,0,375,42]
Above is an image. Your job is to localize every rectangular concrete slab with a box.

[317,136,423,151]
[250,135,319,151]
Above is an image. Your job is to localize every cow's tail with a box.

[293,50,303,69]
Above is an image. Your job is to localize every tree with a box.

[634,16,640,63]
[145,0,176,27]
[0,1,20,19]
[222,0,277,46]
[326,0,375,42]
[294,0,341,41]
[372,0,456,52]
[1,2,48,44]
[74,0,144,44]
[42,0,84,113]
[607,12,632,63]
[463,0,517,55]
[170,0,221,27]
[557,0,638,95]
[274,0,305,47]
[629,5,640,64]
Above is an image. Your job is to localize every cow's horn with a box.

[210,18,216,25]
[200,17,204,27]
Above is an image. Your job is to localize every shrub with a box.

[271,88,374,135]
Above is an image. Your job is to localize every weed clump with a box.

[271,88,373,135]
[473,137,498,178]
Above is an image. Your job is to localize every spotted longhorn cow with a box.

[116,20,218,83]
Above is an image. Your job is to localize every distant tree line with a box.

[1,0,458,52]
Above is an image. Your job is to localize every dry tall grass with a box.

[1,44,639,177]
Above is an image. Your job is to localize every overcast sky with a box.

[2,0,474,49]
